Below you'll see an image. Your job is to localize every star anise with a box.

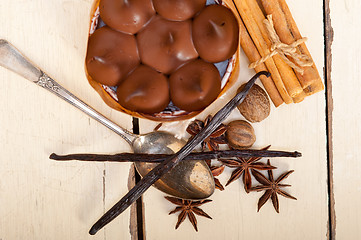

[210,165,225,191]
[250,160,297,213]
[219,146,275,193]
[186,115,227,151]
[165,196,212,232]
[204,159,225,191]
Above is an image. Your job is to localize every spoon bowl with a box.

[133,132,214,199]
[0,39,215,200]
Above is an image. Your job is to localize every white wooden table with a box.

[0,0,357,239]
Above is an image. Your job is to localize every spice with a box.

[50,149,301,163]
[219,146,275,193]
[250,160,297,212]
[237,84,270,123]
[230,0,324,104]
[165,196,212,232]
[245,0,304,98]
[225,120,256,149]
[209,165,225,191]
[231,0,292,103]
[259,0,324,93]
[186,115,227,151]
[236,11,284,107]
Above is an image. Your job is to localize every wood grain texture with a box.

[138,0,327,238]
[329,0,361,239]
[0,0,134,239]
[0,0,334,239]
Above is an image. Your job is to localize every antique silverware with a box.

[0,39,215,200]
[89,71,270,235]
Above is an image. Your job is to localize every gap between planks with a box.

[130,117,145,240]
[323,0,335,239]
[102,117,145,239]
[123,3,335,239]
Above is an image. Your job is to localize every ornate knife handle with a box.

[0,39,135,144]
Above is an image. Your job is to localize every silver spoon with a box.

[89,71,270,235]
[0,39,215,199]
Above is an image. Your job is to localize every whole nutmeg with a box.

[226,120,256,149]
[237,83,270,122]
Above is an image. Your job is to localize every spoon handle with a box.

[89,71,271,235]
[0,39,136,144]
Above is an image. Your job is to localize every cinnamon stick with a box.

[292,90,306,103]
[229,3,283,107]
[49,149,302,163]
[233,0,293,104]
[259,0,324,91]
[304,80,325,95]
[245,0,303,98]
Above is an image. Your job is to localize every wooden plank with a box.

[329,0,361,239]
[138,0,328,239]
[0,0,133,239]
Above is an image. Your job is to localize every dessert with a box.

[152,0,206,21]
[136,16,198,74]
[86,0,240,119]
[116,65,170,114]
[192,4,239,63]
[99,0,155,34]
[169,59,221,112]
[85,26,140,86]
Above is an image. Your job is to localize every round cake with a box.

[86,26,140,86]
[169,59,221,112]
[136,15,198,74]
[192,4,239,63]
[86,0,240,121]
[116,65,170,114]
[152,0,206,21]
[99,0,155,34]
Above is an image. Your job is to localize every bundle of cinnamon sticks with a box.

[227,0,324,107]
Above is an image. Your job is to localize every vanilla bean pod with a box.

[88,72,269,235]
[50,149,301,163]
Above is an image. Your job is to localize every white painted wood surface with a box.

[139,0,328,239]
[8,0,361,239]
[330,0,361,239]
[0,0,133,239]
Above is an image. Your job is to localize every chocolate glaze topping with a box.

[153,0,206,21]
[86,26,140,86]
[87,2,240,115]
[99,0,155,34]
[116,65,170,114]
[192,4,239,63]
[169,59,221,112]
[136,16,198,74]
